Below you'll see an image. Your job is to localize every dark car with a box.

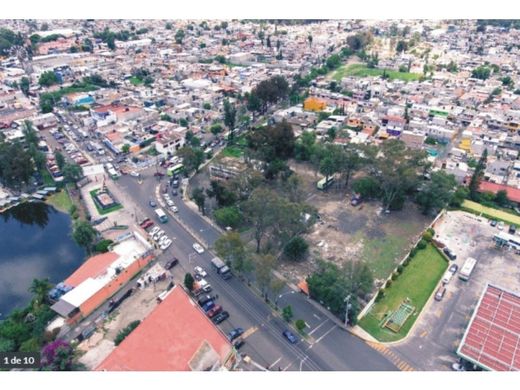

[164,258,179,270]
[449,264,459,274]
[283,330,298,344]
[172,180,179,188]
[443,247,457,260]
[149,200,157,208]
[490,220,498,227]
[141,220,154,230]
[202,300,215,312]
[206,304,222,318]
[233,339,245,350]
[509,224,517,235]
[197,294,213,306]
[228,328,244,341]
[212,311,229,324]
[172,189,178,196]
[139,218,151,227]
[154,172,165,177]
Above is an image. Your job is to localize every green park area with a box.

[221,145,244,158]
[89,189,123,215]
[358,244,448,342]
[46,190,73,213]
[332,64,422,82]
[129,76,144,86]
[462,199,520,226]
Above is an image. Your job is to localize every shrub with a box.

[427,227,435,236]
[69,204,77,215]
[385,280,392,288]
[375,289,385,302]
[295,319,306,334]
[397,265,404,274]
[94,239,113,253]
[416,239,427,250]
[409,247,418,258]
[403,257,410,266]
[283,237,309,262]
[391,272,398,281]
[114,320,141,346]
[422,231,433,242]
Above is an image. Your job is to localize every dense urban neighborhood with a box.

[1,18,520,373]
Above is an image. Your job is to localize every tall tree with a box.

[415,171,457,215]
[469,149,488,201]
[72,220,96,253]
[223,98,236,130]
[254,253,276,299]
[243,188,279,253]
[191,187,206,215]
[28,278,52,307]
[62,163,82,184]
[20,77,30,96]
[55,151,65,170]
[184,273,194,291]
[214,232,251,276]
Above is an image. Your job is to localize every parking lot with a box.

[390,210,520,370]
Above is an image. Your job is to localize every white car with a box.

[194,266,207,278]
[160,238,172,250]
[166,199,175,207]
[149,226,160,236]
[171,206,178,213]
[153,230,165,241]
[193,243,204,254]
[130,171,140,177]
[497,221,504,230]
[158,235,169,246]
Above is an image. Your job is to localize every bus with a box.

[459,257,478,281]
[317,176,334,190]
[154,208,168,223]
[167,163,184,177]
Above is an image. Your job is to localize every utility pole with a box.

[344,294,352,327]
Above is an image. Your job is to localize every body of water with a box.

[0,201,85,318]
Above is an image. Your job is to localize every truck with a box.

[211,257,232,280]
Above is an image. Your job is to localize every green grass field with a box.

[358,244,448,342]
[129,76,144,86]
[221,146,244,158]
[332,64,422,82]
[89,189,123,215]
[462,200,520,226]
[46,190,73,213]
[361,235,410,280]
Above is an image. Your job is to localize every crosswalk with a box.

[367,342,415,371]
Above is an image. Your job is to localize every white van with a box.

[442,270,453,285]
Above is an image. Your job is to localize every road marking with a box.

[308,319,329,336]
[268,357,282,369]
[241,326,259,339]
[312,314,321,320]
[282,362,292,371]
[314,325,336,344]
[366,342,415,371]
[420,330,428,338]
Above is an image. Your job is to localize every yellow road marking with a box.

[367,342,415,371]
[420,330,428,338]
[242,326,259,339]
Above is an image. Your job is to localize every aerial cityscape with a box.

[1,18,520,373]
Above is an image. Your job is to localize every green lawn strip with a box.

[359,244,448,342]
[221,146,244,158]
[46,190,73,213]
[129,76,143,86]
[461,200,520,227]
[89,189,124,215]
[332,64,421,82]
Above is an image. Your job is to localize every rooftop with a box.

[458,284,520,371]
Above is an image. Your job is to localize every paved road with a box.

[116,170,398,371]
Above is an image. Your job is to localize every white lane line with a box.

[268,357,282,369]
[308,319,329,336]
[314,325,337,344]
[312,314,321,320]
[282,362,292,371]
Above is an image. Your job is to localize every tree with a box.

[254,254,276,299]
[469,149,488,201]
[396,40,408,53]
[319,156,337,184]
[495,190,510,207]
[282,305,293,322]
[20,77,30,96]
[121,144,130,154]
[175,29,185,44]
[41,340,85,371]
[243,188,280,252]
[247,120,295,161]
[191,187,206,215]
[307,34,313,47]
[501,76,515,89]
[106,36,116,50]
[165,22,172,30]
[94,239,113,253]
[184,273,195,291]
[72,220,97,253]
[246,91,261,113]
[283,236,309,262]
[346,31,373,51]
[38,71,59,87]
[206,180,236,207]
[29,278,52,307]
[223,98,236,130]
[81,38,93,52]
[352,176,381,199]
[62,163,83,184]
[210,123,223,135]
[450,186,469,208]
[177,146,205,174]
[214,232,250,275]
[295,319,306,333]
[415,171,457,215]
[0,142,35,188]
[214,206,241,228]
[114,320,140,346]
[55,151,65,170]
[471,66,491,80]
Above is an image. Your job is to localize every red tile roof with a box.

[478,181,520,203]
[96,286,233,371]
[458,284,520,371]
[64,252,119,287]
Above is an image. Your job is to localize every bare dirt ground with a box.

[278,161,432,287]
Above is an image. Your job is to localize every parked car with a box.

[171,206,179,213]
[449,264,459,274]
[164,258,179,269]
[490,220,497,227]
[194,266,207,278]
[149,200,157,208]
[282,330,298,344]
[228,328,244,341]
[443,247,457,260]
[154,172,165,177]
[509,224,516,235]
[172,189,178,196]
[141,220,154,230]
[139,218,151,227]
[193,243,204,254]
[451,362,466,371]
[197,294,213,306]
[166,199,175,207]
[149,226,160,236]
[202,300,215,312]
[212,311,229,324]
[442,270,453,285]
[435,286,446,301]
[206,304,222,318]
[497,221,504,230]
[153,230,165,241]
[233,339,245,350]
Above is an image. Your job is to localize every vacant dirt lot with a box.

[278,161,432,286]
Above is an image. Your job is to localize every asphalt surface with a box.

[116,169,398,371]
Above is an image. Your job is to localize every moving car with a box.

[172,189,178,196]
[171,206,178,213]
[212,311,229,324]
[282,330,298,344]
[435,286,446,301]
[149,200,157,208]
[164,258,179,269]
[130,171,140,177]
[228,328,244,341]
[194,266,207,278]
[193,243,204,254]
